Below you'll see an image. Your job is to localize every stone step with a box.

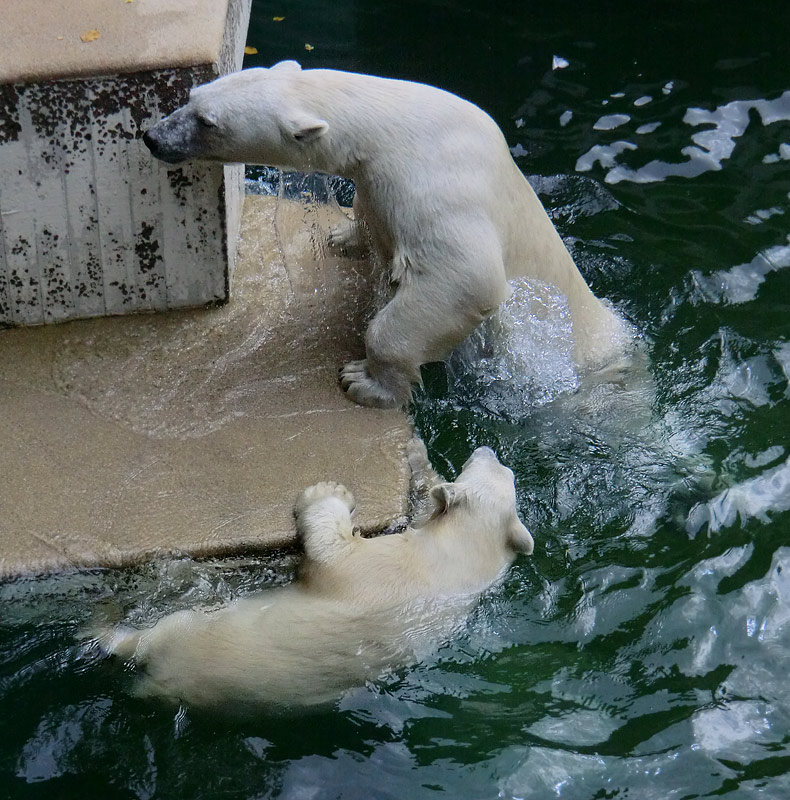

[0,195,412,577]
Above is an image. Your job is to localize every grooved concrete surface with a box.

[0,195,412,578]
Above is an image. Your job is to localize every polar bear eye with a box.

[196,112,218,129]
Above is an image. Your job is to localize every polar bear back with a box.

[246,67,627,366]
[121,582,473,710]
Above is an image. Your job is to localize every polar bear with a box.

[143,61,629,408]
[96,444,533,712]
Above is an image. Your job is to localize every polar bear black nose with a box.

[142,130,158,154]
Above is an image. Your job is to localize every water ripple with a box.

[686,457,790,534]
[577,91,790,185]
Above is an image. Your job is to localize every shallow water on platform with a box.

[3,1,790,798]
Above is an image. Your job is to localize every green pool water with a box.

[3,1,790,797]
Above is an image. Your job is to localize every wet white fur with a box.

[100,445,533,712]
[146,61,629,407]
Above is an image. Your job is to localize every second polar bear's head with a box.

[428,446,534,556]
[143,61,333,170]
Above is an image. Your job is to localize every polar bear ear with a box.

[270,60,303,72]
[429,483,465,517]
[508,518,534,554]
[287,114,329,143]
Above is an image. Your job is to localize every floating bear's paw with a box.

[295,481,356,517]
[327,218,361,251]
[340,359,403,409]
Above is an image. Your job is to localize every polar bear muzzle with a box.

[143,109,214,165]
[143,125,189,164]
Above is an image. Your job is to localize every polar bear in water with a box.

[98,444,533,712]
[144,61,629,408]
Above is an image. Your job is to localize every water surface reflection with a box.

[3,1,790,798]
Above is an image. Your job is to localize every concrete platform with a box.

[0,195,413,578]
[1,0,247,85]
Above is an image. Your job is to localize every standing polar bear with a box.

[144,61,629,408]
[97,445,533,712]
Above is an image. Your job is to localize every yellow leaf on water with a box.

[273,16,285,22]
[244,46,258,55]
[80,29,100,43]
[304,43,314,51]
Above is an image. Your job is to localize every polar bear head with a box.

[428,446,534,556]
[143,61,333,171]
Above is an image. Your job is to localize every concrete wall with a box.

[0,0,251,326]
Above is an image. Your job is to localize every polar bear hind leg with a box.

[95,625,142,661]
[341,252,510,408]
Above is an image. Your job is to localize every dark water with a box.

[4,1,790,797]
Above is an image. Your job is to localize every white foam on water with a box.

[593,113,631,131]
[438,276,744,542]
[636,121,661,135]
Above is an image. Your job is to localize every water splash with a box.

[48,193,374,440]
[447,278,581,417]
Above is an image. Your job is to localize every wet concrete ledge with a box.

[0,195,413,579]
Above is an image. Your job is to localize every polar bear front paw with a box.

[295,481,356,518]
[340,359,403,409]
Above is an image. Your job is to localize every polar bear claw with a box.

[339,359,403,409]
[327,217,363,251]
